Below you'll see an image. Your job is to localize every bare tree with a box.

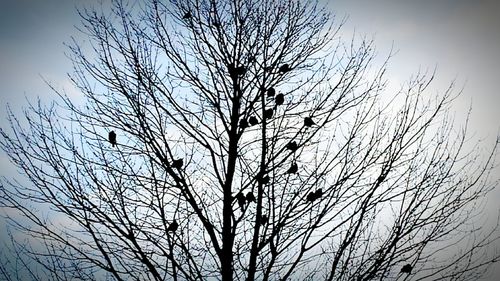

[1,0,499,280]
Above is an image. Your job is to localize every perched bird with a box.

[239,118,249,129]
[285,141,298,152]
[264,108,274,119]
[228,65,246,78]
[167,220,179,232]
[315,188,323,199]
[275,93,284,106]
[237,193,246,210]
[171,158,184,169]
[259,214,268,226]
[182,12,192,20]
[267,87,276,97]
[108,131,117,147]
[307,189,323,202]
[258,175,270,185]
[287,162,298,174]
[400,264,412,274]
[246,191,256,203]
[247,55,256,63]
[279,64,291,73]
[249,116,259,126]
[235,66,247,76]
[304,117,315,127]
[306,192,316,202]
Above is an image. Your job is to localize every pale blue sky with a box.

[1,0,500,279]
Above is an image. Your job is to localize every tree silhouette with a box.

[1,0,499,280]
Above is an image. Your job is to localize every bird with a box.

[259,214,268,226]
[235,66,247,76]
[267,87,276,97]
[171,158,183,169]
[306,192,316,202]
[239,118,249,129]
[237,193,246,210]
[246,191,256,203]
[307,189,323,202]
[304,117,315,127]
[264,108,274,119]
[285,141,298,152]
[249,116,259,126]
[182,12,192,20]
[228,65,246,78]
[247,55,256,63]
[314,188,323,199]
[400,264,412,274]
[278,64,291,73]
[287,162,298,174]
[258,175,270,185]
[275,93,284,106]
[167,220,179,232]
[108,131,117,147]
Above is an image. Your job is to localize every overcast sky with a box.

[1,0,500,279]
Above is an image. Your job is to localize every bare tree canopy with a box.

[1,0,499,280]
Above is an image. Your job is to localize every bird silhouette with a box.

[275,93,284,106]
[307,189,323,202]
[182,12,192,20]
[258,175,270,185]
[304,117,315,127]
[167,220,179,232]
[246,191,256,203]
[279,64,291,73]
[259,214,268,226]
[264,108,274,119]
[249,116,259,126]
[400,264,412,274]
[287,162,298,174]
[228,65,246,78]
[235,66,246,76]
[306,192,315,202]
[267,87,276,97]
[237,193,246,210]
[285,141,298,152]
[108,131,117,147]
[314,188,323,199]
[171,158,183,169]
[239,118,249,129]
